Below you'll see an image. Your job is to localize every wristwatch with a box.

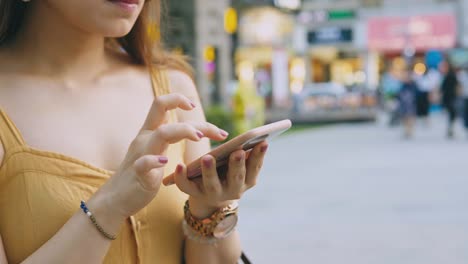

[184,200,239,239]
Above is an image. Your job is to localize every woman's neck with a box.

[6,3,111,82]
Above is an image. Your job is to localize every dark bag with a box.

[181,250,251,263]
[240,252,252,264]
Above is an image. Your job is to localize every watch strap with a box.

[183,200,238,237]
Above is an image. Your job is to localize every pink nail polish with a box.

[235,153,244,162]
[260,145,269,153]
[158,156,168,164]
[202,156,212,168]
[176,164,183,173]
[196,130,204,139]
[219,129,229,137]
[190,102,196,108]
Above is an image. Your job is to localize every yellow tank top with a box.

[0,69,188,263]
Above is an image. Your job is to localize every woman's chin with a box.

[105,31,132,38]
[100,23,135,38]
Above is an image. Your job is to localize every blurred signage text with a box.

[328,10,355,20]
[298,9,355,24]
[308,27,353,44]
[367,13,456,52]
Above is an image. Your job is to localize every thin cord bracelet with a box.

[80,200,117,240]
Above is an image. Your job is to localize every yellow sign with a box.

[204,46,216,62]
[224,7,238,34]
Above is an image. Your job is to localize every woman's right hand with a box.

[94,93,227,220]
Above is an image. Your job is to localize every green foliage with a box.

[204,105,236,145]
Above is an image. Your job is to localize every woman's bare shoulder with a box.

[165,70,207,126]
[166,70,198,99]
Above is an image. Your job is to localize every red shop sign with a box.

[368,14,457,52]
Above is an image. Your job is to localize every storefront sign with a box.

[239,7,294,46]
[367,14,456,52]
[328,10,355,20]
[298,9,355,25]
[308,27,353,44]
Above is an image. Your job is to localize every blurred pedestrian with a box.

[458,66,468,136]
[415,67,441,125]
[440,61,459,138]
[398,69,419,138]
[381,70,402,126]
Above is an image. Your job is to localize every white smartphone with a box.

[163,119,292,185]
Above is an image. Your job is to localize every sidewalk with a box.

[239,113,468,264]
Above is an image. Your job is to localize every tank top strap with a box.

[0,109,26,151]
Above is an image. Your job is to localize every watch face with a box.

[213,214,238,238]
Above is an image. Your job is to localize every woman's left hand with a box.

[172,141,269,218]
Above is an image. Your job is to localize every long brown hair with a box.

[0,0,192,78]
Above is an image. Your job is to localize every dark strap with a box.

[182,250,251,263]
[240,252,252,264]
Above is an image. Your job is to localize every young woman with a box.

[455,66,468,138]
[0,0,268,263]
[440,61,459,138]
[398,69,418,138]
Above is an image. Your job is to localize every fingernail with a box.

[219,129,229,137]
[260,145,269,153]
[190,101,196,108]
[202,156,212,168]
[176,164,184,173]
[196,130,204,139]
[235,152,245,162]
[158,156,168,164]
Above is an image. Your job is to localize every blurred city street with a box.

[239,114,468,264]
[186,4,468,261]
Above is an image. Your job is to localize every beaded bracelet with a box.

[80,200,117,240]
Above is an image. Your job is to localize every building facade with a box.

[166,0,468,109]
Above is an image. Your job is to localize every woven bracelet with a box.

[80,200,117,240]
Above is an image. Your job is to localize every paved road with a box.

[238,114,468,264]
